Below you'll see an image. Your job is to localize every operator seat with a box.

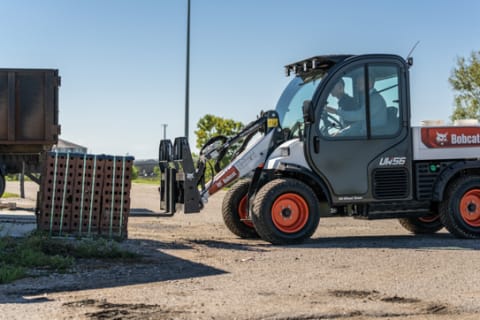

[386,106,399,134]
[371,106,398,136]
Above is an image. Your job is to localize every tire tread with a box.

[439,175,480,239]
[398,216,443,234]
[221,179,258,239]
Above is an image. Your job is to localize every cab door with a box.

[305,57,411,202]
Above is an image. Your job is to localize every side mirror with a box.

[407,57,414,68]
[302,100,315,124]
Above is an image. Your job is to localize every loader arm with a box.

[159,110,281,214]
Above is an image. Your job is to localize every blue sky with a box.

[1,0,479,159]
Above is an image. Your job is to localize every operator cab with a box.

[279,54,411,204]
[276,55,402,139]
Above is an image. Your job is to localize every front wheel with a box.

[252,178,320,245]
[439,175,480,238]
[398,215,443,234]
[222,179,258,239]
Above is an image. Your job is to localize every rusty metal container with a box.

[0,69,60,183]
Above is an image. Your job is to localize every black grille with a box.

[415,162,450,200]
[373,168,409,199]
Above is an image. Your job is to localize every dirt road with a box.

[1,182,480,319]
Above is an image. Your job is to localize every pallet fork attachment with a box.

[159,110,281,216]
[159,137,203,215]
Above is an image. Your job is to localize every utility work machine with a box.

[160,53,480,244]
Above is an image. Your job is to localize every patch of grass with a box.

[0,265,26,284]
[69,238,138,260]
[132,177,160,185]
[5,175,32,182]
[1,192,19,198]
[0,233,139,284]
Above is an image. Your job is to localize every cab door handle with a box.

[313,136,320,153]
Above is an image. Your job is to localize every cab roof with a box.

[285,55,352,77]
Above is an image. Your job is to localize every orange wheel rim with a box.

[238,195,254,228]
[418,214,439,223]
[459,189,480,227]
[271,193,309,233]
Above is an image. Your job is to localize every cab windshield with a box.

[275,74,324,135]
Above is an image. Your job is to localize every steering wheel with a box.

[289,120,304,139]
[321,108,345,136]
[326,113,343,128]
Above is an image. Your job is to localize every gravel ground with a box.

[1,181,480,320]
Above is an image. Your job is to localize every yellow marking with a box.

[267,118,279,128]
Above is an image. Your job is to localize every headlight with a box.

[280,147,290,157]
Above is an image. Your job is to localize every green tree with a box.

[153,165,160,177]
[449,51,480,120]
[194,114,244,177]
[195,114,244,150]
[131,165,139,180]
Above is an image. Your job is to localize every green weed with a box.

[0,264,26,284]
[0,233,139,284]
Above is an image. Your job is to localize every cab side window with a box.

[369,65,400,136]
[319,63,401,138]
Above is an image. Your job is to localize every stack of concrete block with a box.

[101,156,132,238]
[37,153,76,234]
[37,152,134,238]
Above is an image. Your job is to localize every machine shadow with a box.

[301,233,480,250]
[188,238,270,252]
[0,238,226,304]
[185,233,480,251]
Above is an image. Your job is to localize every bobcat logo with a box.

[436,132,448,146]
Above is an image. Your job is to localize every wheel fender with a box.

[274,164,332,205]
[432,160,480,201]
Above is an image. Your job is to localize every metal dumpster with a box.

[0,69,61,196]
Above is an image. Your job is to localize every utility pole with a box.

[161,124,168,140]
[19,161,25,199]
[184,0,191,140]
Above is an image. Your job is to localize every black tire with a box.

[439,175,480,238]
[251,178,320,245]
[0,174,5,198]
[398,215,443,234]
[221,179,258,239]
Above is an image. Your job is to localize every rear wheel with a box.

[439,175,480,238]
[222,179,258,239]
[252,178,320,245]
[0,174,5,198]
[398,214,443,234]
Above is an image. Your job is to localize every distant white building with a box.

[52,139,87,154]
